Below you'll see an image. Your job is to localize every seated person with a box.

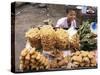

[55,8,79,30]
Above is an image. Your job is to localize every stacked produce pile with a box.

[50,57,68,69]
[69,33,80,51]
[19,48,97,71]
[48,49,69,69]
[55,28,69,50]
[19,48,30,71]
[25,25,80,51]
[29,48,50,70]
[19,22,97,71]
[40,25,56,51]
[25,28,41,49]
[78,21,97,50]
[19,48,50,71]
[70,51,97,68]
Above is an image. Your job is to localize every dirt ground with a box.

[15,3,66,71]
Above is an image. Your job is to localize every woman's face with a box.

[67,10,76,21]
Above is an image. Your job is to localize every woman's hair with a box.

[66,8,77,14]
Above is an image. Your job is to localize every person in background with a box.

[55,8,79,30]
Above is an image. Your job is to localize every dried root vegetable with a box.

[49,56,68,69]
[48,49,64,58]
[55,28,69,50]
[69,33,80,51]
[19,48,50,71]
[30,48,50,70]
[25,28,41,48]
[40,25,56,51]
[70,51,97,68]
[19,48,30,71]
[48,49,68,69]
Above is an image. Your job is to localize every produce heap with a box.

[19,48,69,71]
[69,33,80,51]
[19,48,50,71]
[48,49,69,69]
[77,21,97,50]
[25,25,79,51]
[25,28,41,49]
[19,22,97,71]
[40,25,56,51]
[70,50,97,68]
[55,28,69,50]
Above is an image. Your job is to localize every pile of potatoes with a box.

[19,48,50,71]
[70,51,97,68]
